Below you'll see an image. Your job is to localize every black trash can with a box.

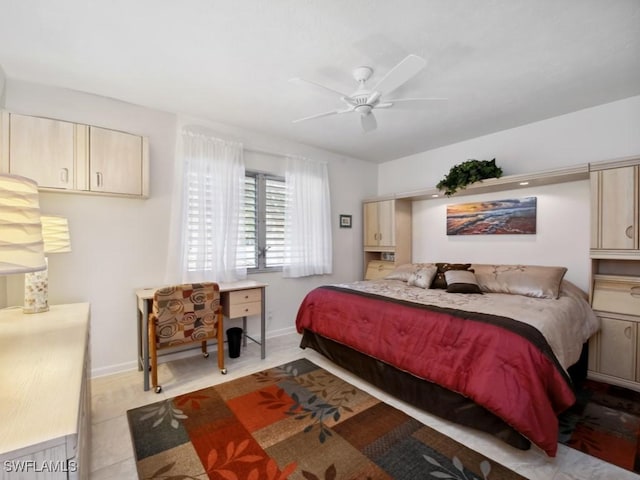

[226,327,243,358]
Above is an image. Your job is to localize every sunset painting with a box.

[446,197,537,235]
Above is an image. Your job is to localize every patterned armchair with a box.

[148,282,225,393]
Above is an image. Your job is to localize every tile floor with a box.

[90,333,639,479]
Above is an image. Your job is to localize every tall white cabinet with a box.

[363,198,412,279]
[588,157,640,391]
[0,304,91,479]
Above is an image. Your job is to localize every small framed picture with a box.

[339,214,352,228]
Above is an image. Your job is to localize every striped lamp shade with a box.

[0,174,46,274]
[41,216,72,254]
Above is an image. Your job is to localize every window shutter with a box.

[265,177,286,267]
[185,170,213,272]
[238,175,257,269]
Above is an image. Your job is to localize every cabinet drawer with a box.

[365,260,395,280]
[592,275,640,316]
[225,301,261,319]
[227,288,262,304]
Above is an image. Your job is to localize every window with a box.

[184,168,215,273]
[237,171,286,271]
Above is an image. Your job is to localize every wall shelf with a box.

[365,164,590,203]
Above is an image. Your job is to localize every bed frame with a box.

[300,329,588,451]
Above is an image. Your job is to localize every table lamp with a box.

[0,174,46,306]
[23,215,71,313]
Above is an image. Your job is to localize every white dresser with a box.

[0,304,91,479]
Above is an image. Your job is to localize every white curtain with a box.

[165,126,246,284]
[283,155,332,278]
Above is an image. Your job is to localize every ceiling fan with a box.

[290,54,446,133]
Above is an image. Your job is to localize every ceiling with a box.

[0,1,638,163]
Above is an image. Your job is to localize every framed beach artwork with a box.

[446,197,537,235]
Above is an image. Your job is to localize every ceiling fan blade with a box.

[365,91,381,104]
[386,97,448,103]
[371,54,427,96]
[361,112,377,132]
[292,108,353,123]
[289,77,351,98]
[374,102,393,109]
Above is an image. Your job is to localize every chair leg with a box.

[217,310,226,374]
[201,341,209,358]
[149,319,161,393]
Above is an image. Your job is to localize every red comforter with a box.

[295,285,576,457]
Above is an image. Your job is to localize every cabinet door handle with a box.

[96,172,103,187]
[631,286,640,298]
[625,326,632,339]
[626,225,634,239]
[60,168,69,184]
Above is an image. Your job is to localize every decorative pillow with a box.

[431,263,473,289]
[445,270,482,294]
[407,266,438,289]
[385,263,435,282]
[471,264,568,299]
[384,263,417,281]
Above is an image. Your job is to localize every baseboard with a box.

[91,325,298,378]
[587,370,640,393]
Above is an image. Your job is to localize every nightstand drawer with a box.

[224,301,261,319]
[365,260,395,280]
[592,275,640,316]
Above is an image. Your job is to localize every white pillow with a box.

[407,266,438,289]
[471,264,567,299]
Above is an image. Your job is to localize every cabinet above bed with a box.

[590,157,639,259]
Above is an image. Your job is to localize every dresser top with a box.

[0,303,90,458]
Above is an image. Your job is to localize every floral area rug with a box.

[559,379,640,473]
[127,358,524,479]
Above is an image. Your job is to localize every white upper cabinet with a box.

[1,111,149,198]
[89,126,145,196]
[3,113,79,189]
[364,199,396,248]
[591,160,639,257]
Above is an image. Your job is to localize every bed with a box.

[295,263,600,457]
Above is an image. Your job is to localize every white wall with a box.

[0,65,5,107]
[377,95,640,291]
[379,96,640,196]
[412,181,590,291]
[3,80,377,377]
